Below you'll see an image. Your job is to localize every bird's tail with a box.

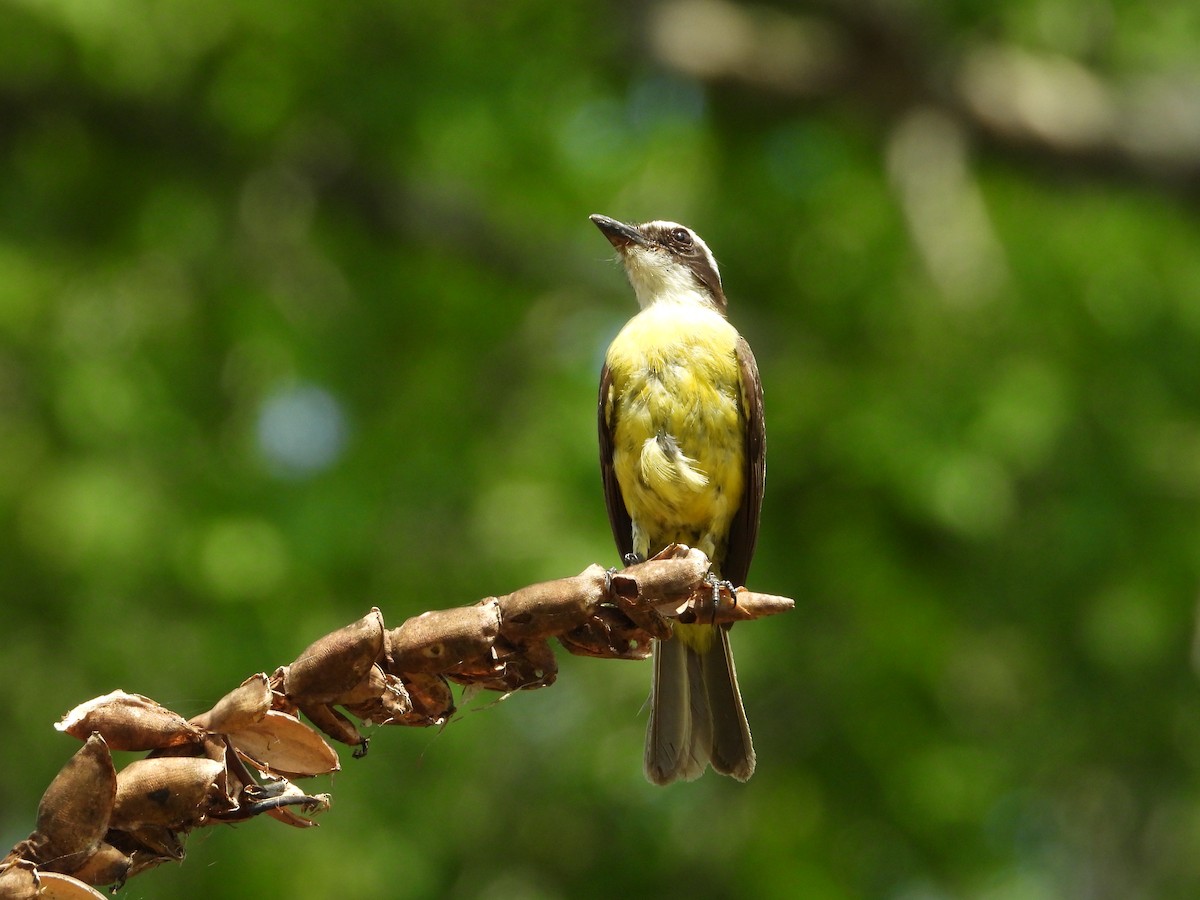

[644,625,756,784]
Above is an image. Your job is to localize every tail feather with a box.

[705,627,755,781]
[644,627,755,784]
[644,636,708,783]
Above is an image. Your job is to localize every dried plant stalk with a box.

[2,548,792,893]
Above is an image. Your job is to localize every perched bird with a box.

[591,213,765,784]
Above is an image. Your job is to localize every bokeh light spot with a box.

[256,382,348,478]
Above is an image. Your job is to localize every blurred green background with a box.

[4,0,1200,897]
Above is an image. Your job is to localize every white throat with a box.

[623,250,717,311]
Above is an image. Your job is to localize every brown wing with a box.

[720,335,765,588]
[598,362,634,562]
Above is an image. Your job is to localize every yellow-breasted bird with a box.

[591,214,765,784]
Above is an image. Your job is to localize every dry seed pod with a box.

[299,702,365,749]
[55,691,202,751]
[619,544,712,603]
[494,567,606,642]
[65,842,131,889]
[558,606,656,659]
[147,734,230,776]
[228,709,340,777]
[285,608,384,703]
[395,672,454,726]
[386,601,500,675]
[190,673,272,733]
[437,649,503,686]
[335,663,388,706]
[199,733,232,763]
[110,757,227,830]
[497,639,559,691]
[344,672,413,725]
[446,637,559,692]
[33,733,116,872]
[712,588,796,622]
[102,825,185,883]
[30,871,107,899]
[107,824,184,863]
[0,858,40,900]
[267,670,298,716]
[604,588,674,638]
[607,545,713,633]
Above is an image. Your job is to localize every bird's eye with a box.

[670,227,693,246]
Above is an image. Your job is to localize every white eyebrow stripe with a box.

[639,220,721,281]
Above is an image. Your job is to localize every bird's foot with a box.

[696,573,737,625]
[604,566,618,596]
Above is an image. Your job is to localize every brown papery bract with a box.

[55,692,203,752]
[8,550,791,891]
[30,733,116,875]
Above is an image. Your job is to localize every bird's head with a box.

[590,214,727,314]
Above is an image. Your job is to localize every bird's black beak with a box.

[590,214,648,250]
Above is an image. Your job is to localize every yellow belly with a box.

[605,302,746,573]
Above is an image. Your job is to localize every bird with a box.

[591,213,765,784]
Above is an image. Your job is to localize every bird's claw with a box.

[604,566,618,595]
[698,573,737,625]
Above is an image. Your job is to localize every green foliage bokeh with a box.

[3,1,1200,897]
